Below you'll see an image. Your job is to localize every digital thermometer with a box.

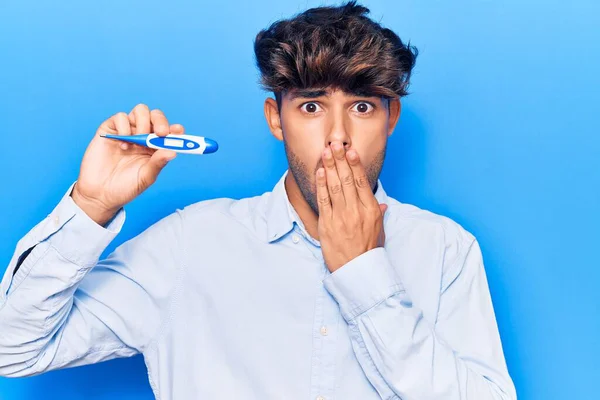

[100,133,219,155]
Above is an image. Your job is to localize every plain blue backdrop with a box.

[1,0,598,399]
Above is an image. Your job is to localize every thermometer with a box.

[100,133,219,155]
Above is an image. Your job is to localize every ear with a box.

[264,97,284,141]
[387,97,401,137]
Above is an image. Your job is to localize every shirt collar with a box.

[265,169,389,243]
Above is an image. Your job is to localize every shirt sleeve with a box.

[0,182,184,377]
[322,241,517,400]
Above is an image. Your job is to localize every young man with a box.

[0,1,516,399]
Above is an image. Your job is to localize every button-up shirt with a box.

[0,170,516,399]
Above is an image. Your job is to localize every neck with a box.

[284,170,320,240]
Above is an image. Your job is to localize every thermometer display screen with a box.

[164,138,184,148]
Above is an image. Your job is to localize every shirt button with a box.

[316,396,326,400]
[53,215,60,226]
[320,326,328,336]
[292,234,300,244]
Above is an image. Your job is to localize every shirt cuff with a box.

[322,247,405,322]
[2,182,125,298]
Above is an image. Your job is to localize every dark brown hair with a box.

[253,1,418,109]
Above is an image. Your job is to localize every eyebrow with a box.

[287,89,329,101]
[286,88,382,102]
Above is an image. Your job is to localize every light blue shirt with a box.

[0,170,516,399]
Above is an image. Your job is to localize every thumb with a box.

[139,150,177,187]
[379,203,388,215]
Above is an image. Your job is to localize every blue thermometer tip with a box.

[99,133,147,146]
[204,138,219,154]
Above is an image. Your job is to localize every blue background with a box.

[1,0,598,399]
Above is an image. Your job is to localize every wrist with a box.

[70,185,120,227]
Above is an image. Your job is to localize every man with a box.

[0,1,516,399]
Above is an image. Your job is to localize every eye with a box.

[300,102,323,114]
[352,102,375,114]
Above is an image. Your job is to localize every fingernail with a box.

[323,148,331,158]
[347,150,357,160]
[317,168,324,177]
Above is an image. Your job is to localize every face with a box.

[265,87,401,215]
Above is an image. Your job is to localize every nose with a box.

[325,118,352,149]
[327,140,350,150]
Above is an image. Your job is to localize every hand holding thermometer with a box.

[99,133,219,155]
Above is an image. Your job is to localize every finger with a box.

[128,103,151,135]
[139,149,177,188]
[150,109,170,137]
[170,123,185,135]
[331,141,358,208]
[346,149,377,207]
[122,104,152,151]
[99,116,117,135]
[106,112,131,151]
[322,146,345,208]
[112,112,131,135]
[316,168,332,218]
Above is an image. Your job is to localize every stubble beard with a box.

[283,141,386,216]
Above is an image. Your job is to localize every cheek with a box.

[286,134,326,170]
[351,128,387,158]
[301,142,326,171]
[285,137,325,179]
